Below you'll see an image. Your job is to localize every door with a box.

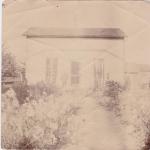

[45,57,58,85]
[93,59,104,90]
[71,61,80,86]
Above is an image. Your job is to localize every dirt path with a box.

[64,97,127,150]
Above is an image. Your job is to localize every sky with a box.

[2,0,150,83]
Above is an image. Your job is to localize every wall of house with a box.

[125,72,150,90]
[54,49,125,90]
[26,38,125,89]
[138,72,150,89]
[104,53,125,85]
[55,50,105,90]
[125,73,139,90]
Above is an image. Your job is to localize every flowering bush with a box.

[2,92,81,149]
[98,80,124,114]
[104,80,123,100]
[119,89,150,150]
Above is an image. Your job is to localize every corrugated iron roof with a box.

[23,27,125,39]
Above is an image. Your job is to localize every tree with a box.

[2,51,29,104]
[2,51,18,78]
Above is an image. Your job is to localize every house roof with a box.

[23,27,125,39]
[126,63,150,73]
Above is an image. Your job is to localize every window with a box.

[71,61,80,85]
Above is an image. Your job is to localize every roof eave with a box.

[23,35,125,40]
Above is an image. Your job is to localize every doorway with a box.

[93,59,104,90]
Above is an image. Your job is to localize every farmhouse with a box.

[24,27,125,91]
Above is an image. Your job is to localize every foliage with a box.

[1,92,80,149]
[2,51,18,77]
[102,80,124,113]
[2,82,29,105]
[29,81,61,100]
[13,82,29,105]
[2,51,28,104]
[104,80,123,100]
[119,90,150,150]
[143,134,150,150]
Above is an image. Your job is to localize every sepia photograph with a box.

[2,0,150,150]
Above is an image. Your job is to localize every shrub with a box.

[120,90,150,150]
[29,81,61,100]
[143,134,150,150]
[13,82,29,105]
[102,80,124,113]
[1,92,80,149]
[104,80,123,100]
